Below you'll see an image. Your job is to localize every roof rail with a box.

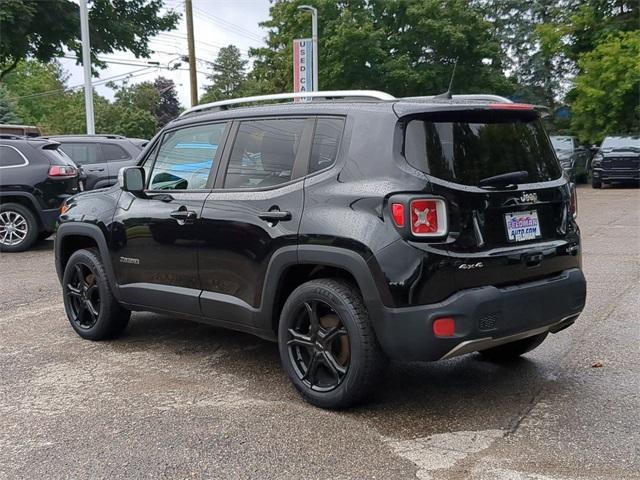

[180,90,396,117]
[39,134,126,139]
[402,94,513,104]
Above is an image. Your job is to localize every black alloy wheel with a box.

[278,278,385,409]
[286,299,351,392]
[62,248,130,340]
[65,262,101,330]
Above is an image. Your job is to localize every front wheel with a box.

[62,248,130,340]
[592,177,602,189]
[278,278,385,409]
[479,332,548,362]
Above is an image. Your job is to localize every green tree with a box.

[249,0,513,97]
[1,60,69,127]
[0,0,180,78]
[201,45,248,102]
[481,0,577,107]
[570,31,640,143]
[0,84,20,124]
[153,76,181,126]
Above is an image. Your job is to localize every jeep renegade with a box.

[55,91,586,409]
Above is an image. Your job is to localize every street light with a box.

[297,5,318,91]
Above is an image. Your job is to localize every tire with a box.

[592,177,602,189]
[0,203,39,252]
[479,332,548,362]
[62,248,130,340]
[278,278,385,409]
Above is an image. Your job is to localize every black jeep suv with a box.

[55,91,586,409]
[591,135,640,188]
[1,135,79,252]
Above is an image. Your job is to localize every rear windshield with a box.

[404,111,562,186]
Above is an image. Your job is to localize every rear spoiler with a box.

[393,101,550,119]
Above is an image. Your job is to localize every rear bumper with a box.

[372,268,586,361]
[39,207,60,232]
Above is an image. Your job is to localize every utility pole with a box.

[185,0,198,107]
[78,0,95,134]
[298,5,318,91]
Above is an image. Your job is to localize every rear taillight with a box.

[570,184,578,219]
[391,203,405,227]
[410,198,448,237]
[489,103,534,110]
[49,165,77,177]
[388,196,448,238]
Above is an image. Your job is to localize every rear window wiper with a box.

[479,171,529,188]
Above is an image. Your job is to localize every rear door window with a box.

[0,145,28,167]
[309,117,344,174]
[60,143,102,165]
[404,111,562,186]
[101,143,131,161]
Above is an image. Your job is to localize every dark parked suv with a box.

[591,135,640,188]
[54,91,586,408]
[42,135,147,190]
[0,135,79,252]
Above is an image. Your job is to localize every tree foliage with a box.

[201,45,248,102]
[0,84,20,124]
[0,0,180,78]
[570,31,640,143]
[153,77,181,127]
[248,0,514,97]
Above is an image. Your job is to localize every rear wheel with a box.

[278,278,385,409]
[479,332,548,362]
[0,203,38,252]
[62,248,130,340]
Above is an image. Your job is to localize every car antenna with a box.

[434,57,458,100]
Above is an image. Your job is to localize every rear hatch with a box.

[398,104,580,291]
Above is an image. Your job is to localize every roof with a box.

[170,91,522,128]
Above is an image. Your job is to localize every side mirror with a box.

[118,166,145,194]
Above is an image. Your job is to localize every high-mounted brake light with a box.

[410,199,448,237]
[48,165,77,177]
[489,103,534,110]
[391,203,405,227]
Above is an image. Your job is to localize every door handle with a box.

[170,208,198,225]
[87,168,105,172]
[258,210,292,222]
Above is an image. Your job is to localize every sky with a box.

[61,0,273,107]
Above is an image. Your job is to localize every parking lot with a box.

[0,185,638,480]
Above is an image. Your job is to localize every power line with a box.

[10,67,158,101]
[192,6,264,43]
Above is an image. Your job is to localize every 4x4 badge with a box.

[458,262,484,270]
[119,256,140,265]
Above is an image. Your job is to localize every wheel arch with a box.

[263,245,386,335]
[0,192,45,229]
[55,223,119,297]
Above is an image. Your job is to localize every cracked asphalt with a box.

[1,185,639,480]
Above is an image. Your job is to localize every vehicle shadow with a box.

[114,312,569,437]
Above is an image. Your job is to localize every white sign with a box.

[293,38,313,99]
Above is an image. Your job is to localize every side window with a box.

[0,145,27,167]
[60,143,102,165]
[309,117,344,174]
[148,122,226,191]
[224,118,306,189]
[142,142,159,183]
[101,143,130,161]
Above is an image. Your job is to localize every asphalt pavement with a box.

[1,185,638,480]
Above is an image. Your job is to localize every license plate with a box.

[505,210,541,242]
